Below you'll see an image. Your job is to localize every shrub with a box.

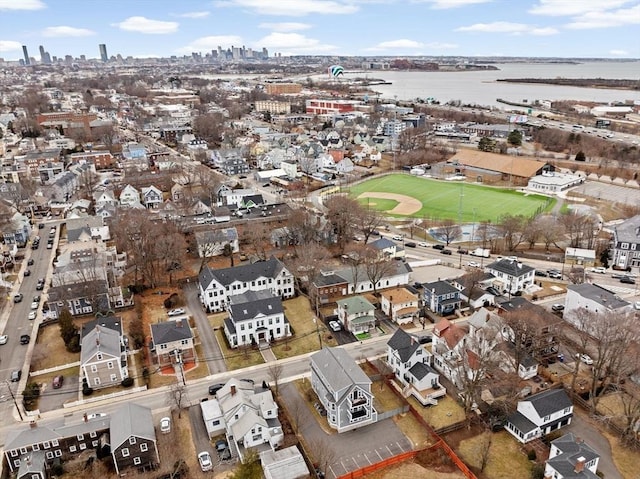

[82,387,93,396]
[531,463,545,479]
[164,292,180,308]
[527,449,537,461]
[121,377,134,388]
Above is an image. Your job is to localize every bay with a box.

[348,61,640,109]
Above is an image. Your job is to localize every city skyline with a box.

[0,0,638,60]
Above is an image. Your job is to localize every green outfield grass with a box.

[350,174,555,222]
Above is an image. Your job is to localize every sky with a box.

[0,0,639,61]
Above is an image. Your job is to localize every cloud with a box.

[528,0,631,17]
[257,32,337,53]
[416,0,494,8]
[0,40,22,52]
[0,0,45,10]
[456,21,558,35]
[42,26,95,37]
[565,4,640,29]
[259,22,312,31]
[214,0,358,16]
[112,16,179,34]
[609,49,629,56]
[176,35,244,54]
[177,11,210,18]
[366,39,457,51]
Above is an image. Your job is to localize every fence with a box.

[377,405,410,422]
[336,444,437,479]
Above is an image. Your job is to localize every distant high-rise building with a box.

[39,45,45,62]
[99,44,108,62]
[262,47,268,59]
[22,45,30,65]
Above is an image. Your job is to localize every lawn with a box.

[349,174,554,222]
[31,324,79,371]
[215,329,264,370]
[360,197,399,212]
[407,395,466,430]
[458,430,533,479]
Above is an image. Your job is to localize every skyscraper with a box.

[99,44,108,62]
[22,45,30,65]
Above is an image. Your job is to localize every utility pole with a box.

[5,381,24,421]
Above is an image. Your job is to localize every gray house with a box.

[310,347,377,433]
[110,403,159,475]
[611,214,640,270]
[150,317,195,368]
[80,323,128,390]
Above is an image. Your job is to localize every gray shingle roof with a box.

[547,433,600,479]
[199,255,286,289]
[527,388,572,418]
[109,403,156,450]
[387,328,421,363]
[81,316,124,339]
[613,214,640,244]
[507,411,537,434]
[311,347,371,393]
[423,280,458,296]
[80,325,122,364]
[150,319,193,345]
[408,361,437,381]
[567,283,630,310]
[229,290,283,322]
[487,259,534,277]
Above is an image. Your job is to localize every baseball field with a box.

[349,174,555,222]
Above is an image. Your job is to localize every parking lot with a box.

[571,180,640,206]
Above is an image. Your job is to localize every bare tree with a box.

[354,206,384,244]
[477,430,493,472]
[539,215,565,251]
[307,436,339,477]
[167,381,188,418]
[364,255,396,296]
[522,216,543,249]
[561,308,596,393]
[439,218,462,246]
[498,214,525,252]
[325,195,359,254]
[267,362,284,395]
[243,222,270,261]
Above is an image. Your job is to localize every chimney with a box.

[29,421,37,429]
[83,413,88,422]
[574,457,586,473]
[176,318,182,328]
[231,385,236,396]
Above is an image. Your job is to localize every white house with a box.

[545,433,600,479]
[431,318,467,386]
[198,256,295,313]
[141,185,163,209]
[380,287,419,324]
[505,388,573,443]
[564,283,632,331]
[310,347,377,433]
[119,184,141,207]
[335,296,376,334]
[223,290,291,348]
[486,258,535,295]
[368,237,405,259]
[386,329,445,406]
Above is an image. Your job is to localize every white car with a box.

[160,416,171,434]
[590,267,606,274]
[167,308,185,316]
[418,242,428,247]
[0,335,8,345]
[578,354,594,365]
[392,235,403,241]
[198,451,213,472]
[329,321,342,332]
[467,261,480,268]
[30,301,39,310]
[635,301,640,310]
[28,311,37,320]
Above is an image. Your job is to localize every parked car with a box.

[20,334,30,345]
[440,249,452,255]
[240,378,255,385]
[551,304,565,312]
[467,261,480,268]
[620,276,635,284]
[30,300,39,310]
[590,266,606,274]
[13,293,23,303]
[548,271,562,279]
[52,375,64,389]
[486,287,502,296]
[635,301,640,310]
[418,335,432,344]
[577,353,594,365]
[0,335,8,345]
[392,235,403,241]
[160,417,171,434]
[329,320,342,332]
[208,383,225,395]
[215,439,231,460]
[432,244,445,250]
[24,269,31,277]
[457,248,468,254]
[27,258,34,266]
[418,242,428,247]
[198,451,213,472]
[167,308,186,316]
[405,241,417,248]
[28,311,36,320]
[10,370,21,382]
[535,270,548,277]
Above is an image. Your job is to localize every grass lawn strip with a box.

[407,395,466,430]
[458,430,533,479]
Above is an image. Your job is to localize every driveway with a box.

[38,373,80,412]
[279,382,413,479]
[565,409,622,479]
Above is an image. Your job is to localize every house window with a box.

[13,460,20,468]
[97,353,103,360]
[69,445,77,452]
[110,374,117,382]
[91,365,98,373]
[54,450,62,457]
[43,441,50,449]
[46,451,54,459]
[77,434,84,441]
[79,443,87,450]
[92,441,98,447]
[622,243,629,249]
[94,378,101,386]
[52,439,59,447]
[10,450,18,457]
[134,457,141,465]
[122,448,130,457]
[107,361,114,369]
[140,443,148,452]
[32,444,40,451]
[90,432,97,438]
[129,437,137,445]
